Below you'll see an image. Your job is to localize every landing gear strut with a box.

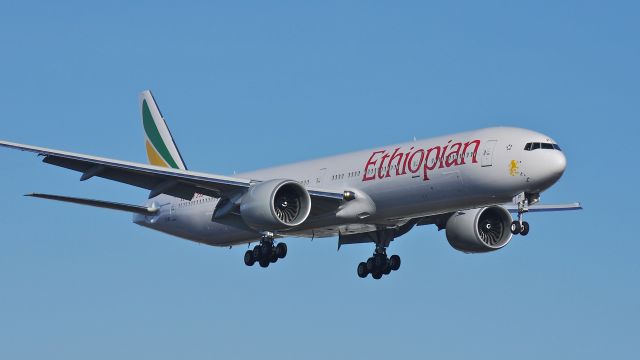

[511,193,537,236]
[356,228,401,280]
[244,233,287,268]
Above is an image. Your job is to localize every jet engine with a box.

[240,179,312,231]
[445,206,513,253]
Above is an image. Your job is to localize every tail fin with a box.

[140,90,188,170]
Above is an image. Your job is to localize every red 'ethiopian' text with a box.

[362,139,481,182]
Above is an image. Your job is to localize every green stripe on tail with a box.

[142,99,180,169]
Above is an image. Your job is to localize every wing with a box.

[504,203,583,213]
[25,193,159,215]
[0,141,343,209]
[415,203,583,230]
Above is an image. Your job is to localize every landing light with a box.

[343,191,356,201]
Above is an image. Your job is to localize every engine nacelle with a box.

[240,179,311,231]
[445,206,513,253]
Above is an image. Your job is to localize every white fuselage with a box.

[133,127,566,246]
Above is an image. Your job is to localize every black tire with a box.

[244,250,255,266]
[383,264,391,275]
[259,259,269,268]
[389,255,401,271]
[261,245,272,259]
[276,242,288,259]
[511,221,522,235]
[374,255,386,271]
[520,221,530,236]
[366,257,375,272]
[253,245,262,261]
[269,250,278,263]
[372,271,382,280]
[357,262,368,278]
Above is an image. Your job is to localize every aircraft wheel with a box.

[244,250,255,266]
[520,221,530,236]
[374,254,386,270]
[276,242,287,259]
[371,271,382,280]
[389,255,401,271]
[259,259,270,268]
[261,244,272,259]
[357,262,368,278]
[383,264,391,275]
[511,221,522,235]
[253,245,262,261]
[366,257,375,272]
[373,255,384,270]
[269,250,278,263]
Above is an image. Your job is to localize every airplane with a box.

[0,91,582,279]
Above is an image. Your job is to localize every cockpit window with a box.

[524,142,562,151]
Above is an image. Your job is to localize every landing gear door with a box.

[481,140,498,167]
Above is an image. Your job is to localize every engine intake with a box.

[240,179,311,231]
[445,206,513,253]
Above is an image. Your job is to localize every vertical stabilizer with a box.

[140,90,188,170]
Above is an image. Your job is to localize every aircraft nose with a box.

[542,151,567,185]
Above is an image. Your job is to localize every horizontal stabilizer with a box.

[505,203,583,213]
[25,193,159,215]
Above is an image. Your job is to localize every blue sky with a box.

[1,1,638,359]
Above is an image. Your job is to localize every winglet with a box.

[140,90,188,170]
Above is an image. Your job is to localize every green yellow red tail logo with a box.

[140,90,187,170]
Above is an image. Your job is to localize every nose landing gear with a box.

[511,192,537,236]
[244,233,287,268]
[510,220,530,236]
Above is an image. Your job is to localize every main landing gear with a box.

[511,192,538,236]
[357,250,401,279]
[244,233,287,268]
[356,228,401,280]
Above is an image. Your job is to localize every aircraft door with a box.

[316,167,327,185]
[481,140,498,167]
[169,204,177,222]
